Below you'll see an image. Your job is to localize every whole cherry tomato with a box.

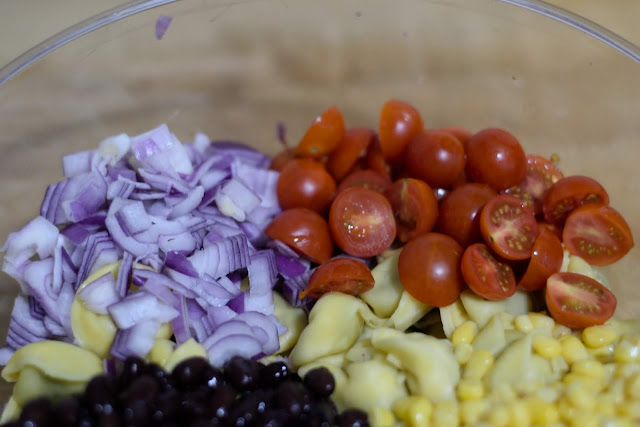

[364,139,392,179]
[439,126,473,149]
[276,159,336,214]
[517,228,564,291]
[405,130,466,189]
[398,233,464,307]
[329,187,396,258]
[294,106,346,158]
[265,208,333,264]
[461,243,516,301]
[269,148,295,172]
[300,258,374,299]
[337,169,392,195]
[465,128,527,191]
[378,99,424,165]
[542,175,609,225]
[386,178,438,243]
[326,128,376,181]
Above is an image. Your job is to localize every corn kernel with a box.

[464,349,494,380]
[432,401,458,427]
[498,312,515,330]
[393,396,432,427]
[533,335,562,359]
[457,379,484,401]
[565,381,596,409]
[567,412,600,427]
[582,325,618,348]
[562,372,601,392]
[571,359,606,382]
[625,372,640,400]
[493,383,517,402]
[454,342,473,365]
[615,362,640,380]
[528,312,555,331]
[617,401,640,418]
[514,314,534,333]
[552,323,572,339]
[559,335,589,364]
[487,405,510,427]
[451,321,477,347]
[557,397,579,422]
[369,407,395,427]
[527,397,559,425]
[602,418,633,427]
[614,338,640,363]
[459,400,488,426]
[588,344,615,362]
[507,400,531,427]
[607,378,627,404]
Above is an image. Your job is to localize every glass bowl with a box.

[1,0,640,399]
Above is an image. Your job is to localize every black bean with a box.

[85,374,118,416]
[228,390,271,427]
[253,409,288,427]
[202,365,225,390]
[18,397,51,427]
[122,399,151,427]
[96,412,121,427]
[224,356,260,392]
[259,362,290,388]
[274,381,311,418]
[153,389,180,423]
[51,396,81,426]
[307,399,337,427]
[336,408,370,427]
[119,356,146,389]
[143,363,172,391]
[171,357,210,391]
[303,368,335,398]
[207,384,237,421]
[178,388,210,420]
[121,375,160,408]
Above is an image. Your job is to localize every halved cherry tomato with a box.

[542,175,609,225]
[465,128,527,191]
[480,194,539,260]
[386,178,438,243]
[439,126,473,149]
[437,183,497,248]
[461,243,516,301]
[378,99,424,165]
[277,159,336,214]
[517,228,564,291]
[336,169,392,195]
[563,204,634,266]
[537,221,564,241]
[300,258,374,299]
[329,187,396,257]
[405,130,466,189]
[398,233,464,307]
[265,208,333,264]
[545,272,616,329]
[269,148,295,172]
[294,106,346,158]
[364,139,391,179]
[326,128,376,181]
[503,154,564,215]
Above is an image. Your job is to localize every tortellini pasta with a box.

[360,249,404,318]
[272,292,307,355]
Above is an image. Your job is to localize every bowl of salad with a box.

[1,0,640,426]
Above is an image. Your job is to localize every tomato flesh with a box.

[398,233,464,307]
[276,159,336,214]
[517,228,564,291]
[563,204,634,266]
[461,243,516,301]
[386,178,438,243]
[329,187,396,258]
[337,169,392,195]
[378,99,424,165]
[295,106,346,158]
[542,175,609,225]
[546,272,616,329]
[480,194,539,260]
[326,127,376,181]
[503,154,564,215]
[300,258,374,299]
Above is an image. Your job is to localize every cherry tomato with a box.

[277,159,336,214]
[404,130,465,189]
[265,208,333,264]
[503,154,564,215]
[398,233,464,307]
[480,194,539,260]
[461,243,516,301]
[542,175,609,225]
[386,178,438,242]
[336,169,392,195]
[437,183,497,247]
[439,126,472,149]
[563,204,634,266]
[364,139,391,179]
[329,187,396,258]
[465,128,527,191]
[269,148,295,172]
[545,272,616,329]
[299,258,374,299]
[537,221,564,241]
[326,128,376,181]
[378,99,424,164]
[517,228,564,291]
[294,106,346,158]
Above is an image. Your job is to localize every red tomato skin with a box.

[326,128,376,181]
[265,208,333,264]
[503,154,564,215]
[300,258,374,299]
[386,178,439,242]
[542,175,609,225]
[439,126,473,149]
[364,140,392,179]
[294,106,346,158]
[517,228,564,291]
[437,183,497,248]
[465,128,527,191]
[378,99,424,165]
[329,187,396,258]
[563,204,634,266]
[537,222,564,241]
[336,169,392,195]
[269,148,295,172]
[461,243,516,301]
[545,272,616,329]
[480,194,539,261]
[405,130,466,189]
[398,233,465,307]
[276,159,337,214]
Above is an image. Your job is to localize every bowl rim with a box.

[1,0,639,87]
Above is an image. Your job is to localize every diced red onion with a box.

[108,291,178,329]
[188,234,250,279]
[171,296,191,344]
[116,252,134,297]
[62,150,94,178]
[0,348,14,365]
[215,178,261,222]
[28,296,45,320]
[207,334,263,368]
[235,311,279,354]
[77,272,120,314]
[110,320,161,359]
[155,15,173,40]
[158,232,197,255]
[10,296,49,340]
[2,216,59,266]
[98,134,131,167]
[43,316,66,337]
[168,186,205,220]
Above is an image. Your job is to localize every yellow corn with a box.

[393,396,432,427]
[459,399,488,426]
[457,379,484,401]
[582,325,618,348]
[369,406,395,427]
[493,383,517,402]
[567,412,600,427]
[614,362,640,380]
[431,401,458,427]
[528,313,555,331]
[455,342,473,365]
[614,338,640,363]
[507,400,531,427]
[625,372,640,400]
[464,349,494,380]
[514,314,534,333]
[562,372,601,391]
[552,323,572,339]
[595,394,617,417]
[565,381,596,409]
[532,335,561,359]
[617,401,640,418]
[487,404,510,427]
[527,397,559,425]
[570,359,606,382]
[589,344,615,362]
[557,397,579,422]
[452,321,477,347]
[559,335,589,364]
